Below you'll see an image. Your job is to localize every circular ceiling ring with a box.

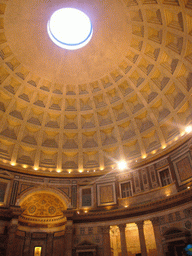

[47,8,93,50]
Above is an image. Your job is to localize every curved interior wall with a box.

[0,137,192,255]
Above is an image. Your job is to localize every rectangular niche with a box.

[120,181,133,198]
[80,187,93,208]
[157,167,172,187]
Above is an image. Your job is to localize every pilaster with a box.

[151,217,164,256]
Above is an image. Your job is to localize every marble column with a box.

[136,220,147,256]
[118,224,128,256]
[6,222,18,256]
[101,225,111,256]
[151,217,164,256]
[64,225,74,256]
[23,232,31,256]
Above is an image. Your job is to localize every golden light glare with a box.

[79,169,83,173]
[11,162,16,166]
[84,210,88,213]
[142,155,147,159]
[162,145,166,149]
[117,160,127,170]
[56,169,61,173]
[185,126,192,134]
[23,165,27,169]
[34,167,38,171]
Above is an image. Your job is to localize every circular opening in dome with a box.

[47,8,93,50]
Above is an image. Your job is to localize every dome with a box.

[0,0,191,176]
[1,2,192,256]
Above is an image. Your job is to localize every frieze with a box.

[20,176,44,183]
[49,179,71,184]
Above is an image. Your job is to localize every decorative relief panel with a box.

[148,165,158,189]
[173,153,192,185]
[141,168,149,191]
[97,183,116,206]
[133,172,141,193]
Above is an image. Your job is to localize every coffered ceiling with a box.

[0,0,191,176]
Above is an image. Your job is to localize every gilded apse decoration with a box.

[20,193,66,217]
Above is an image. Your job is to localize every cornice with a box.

[63,188,192,223]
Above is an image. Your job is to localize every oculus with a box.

[47,8,93,50]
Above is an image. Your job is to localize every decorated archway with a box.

[18,191,67,231]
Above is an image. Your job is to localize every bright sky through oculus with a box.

[47,8,93,50]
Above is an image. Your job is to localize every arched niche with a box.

[16,186,71,208]
[17,190,68,232]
